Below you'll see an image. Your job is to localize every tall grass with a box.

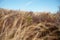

[0,8,60,40]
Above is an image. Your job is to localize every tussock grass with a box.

[0,8,60,40]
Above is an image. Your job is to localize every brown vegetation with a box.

[0,8,60,40]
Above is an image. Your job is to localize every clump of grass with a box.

[0,8,60,40]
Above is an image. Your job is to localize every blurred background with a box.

[0,0,60,13]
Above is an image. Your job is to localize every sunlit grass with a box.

[0,8,60,40]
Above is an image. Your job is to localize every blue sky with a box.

[0,0,60,12]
